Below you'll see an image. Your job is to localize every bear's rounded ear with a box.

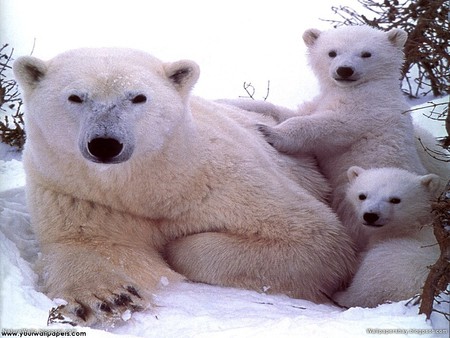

[13,56,47,92]
[164,60,200,96]
[347,166,364,183]
[420,174,440,194]
[302,29,321,47]
[387,28,408,48]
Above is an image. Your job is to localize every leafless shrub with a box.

[0,44,26,150]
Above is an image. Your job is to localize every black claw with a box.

[256,125,273,141]
[126,286,142,299]
[74,303,89,321]
[257,125,267,133]
[99,301,112,313]
[114,293,132,306]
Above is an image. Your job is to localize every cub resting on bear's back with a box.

[13,48,356,328]
[333,166,440,308]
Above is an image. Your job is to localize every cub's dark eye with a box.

[328,50,337,58]
[358,194,367,201]
[390,197,401,204]
[361,52,372,58]
[68,94,84,103]
[131,94,147,104]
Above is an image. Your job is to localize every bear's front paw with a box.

[47,284,148,328]
[256,123,294,153]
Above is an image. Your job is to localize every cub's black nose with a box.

[363,212,379,224]
[336,66,354,78]
[88,137,124,163]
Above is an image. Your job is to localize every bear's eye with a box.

[130,94,147,104]
[390,197,401,204]
[358,194,367,201]
[68,94,84,104]
[361,52,372,58]
[328,51,337,58]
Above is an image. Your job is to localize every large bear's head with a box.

[302,26,407,89]
[14,48,200,164]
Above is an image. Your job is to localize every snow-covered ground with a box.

[1,98,449,337]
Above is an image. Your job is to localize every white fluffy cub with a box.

[334,166,440,308]
[253,26,427,249]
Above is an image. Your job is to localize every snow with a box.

[0,120,449,338]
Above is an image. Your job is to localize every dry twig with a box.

[419,182,450,320]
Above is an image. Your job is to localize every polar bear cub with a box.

[333,166,440,308]
[254,26,428,249]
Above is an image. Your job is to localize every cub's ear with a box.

[387,28,408,48]
[302,28,322,47]
[13,56,48,92]
[347,166,365,183]
[164,60,200,96]
[420,174,440,194]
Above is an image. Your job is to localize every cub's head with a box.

[13,48,199,165]
[302,26,407,89]
[346,166,439,234]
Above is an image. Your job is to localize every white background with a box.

[0,0,362,107]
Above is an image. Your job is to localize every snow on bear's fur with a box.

[252,26,428,249]
[333,166,440,308]
[13,48,356,328]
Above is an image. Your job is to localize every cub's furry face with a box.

[302,26,407,88]
[345,166,439,233]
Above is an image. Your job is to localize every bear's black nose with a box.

[336,67,354,78]
[363,212,379,225]
[88,138,124,163]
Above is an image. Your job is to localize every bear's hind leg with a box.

[164,231,355,303]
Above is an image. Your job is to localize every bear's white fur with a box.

[13,48,356,327]
[333,166,440,308]
[249,26,428,249]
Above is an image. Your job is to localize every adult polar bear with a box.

[13,48,356,328]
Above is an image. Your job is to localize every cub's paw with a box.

[256,123,294,153]
[47,284,149,328]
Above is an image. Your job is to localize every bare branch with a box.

[240,82,256,100]
[0,44,26,150]
[419,181,450,319]
[240,81,271,101]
